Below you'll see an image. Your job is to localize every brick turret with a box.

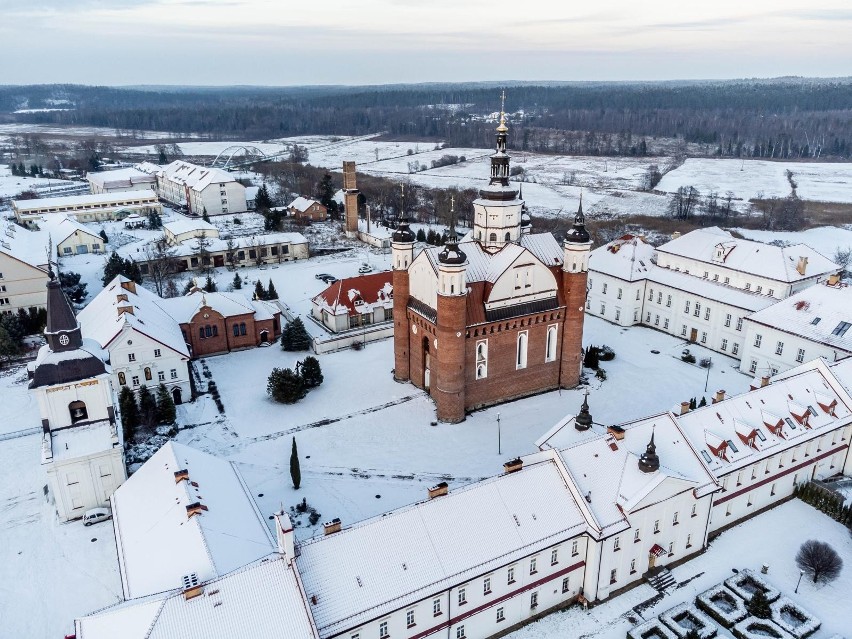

[434,224,467,423]
[392,214,415,382]
[560,198,591,388]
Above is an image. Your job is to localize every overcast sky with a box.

[3,0,851,86]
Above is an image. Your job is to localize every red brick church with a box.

[392,108,591,422]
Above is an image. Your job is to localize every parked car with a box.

[358,263,373,274]
[315,273,333,280]
[83,507,112,526]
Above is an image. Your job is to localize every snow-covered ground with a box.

[0,163,77,198]
[658,158,852,203]
[507,500,852,639]
[734,226,852,261]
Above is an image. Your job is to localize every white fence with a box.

[313,324,394,354]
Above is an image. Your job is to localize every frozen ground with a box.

[507,500,852,639]
[658,158,852,203]
[0,163,76,199]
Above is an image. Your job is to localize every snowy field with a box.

[0,163,77,198]
[658,158,852,203]
[508,500,852,639]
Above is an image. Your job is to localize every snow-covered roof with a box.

[38,215,102,245]
[86,168,156,190]
[650,267,777,313]
[543,413,717,535]
[12,190,158,212]
[111,441,275,600]
[77,276,190,359]
[159,290,273,324]
[158,160,240,193]
[676,362,852,475]
[296,458,587,638]
[744,282,852,355]
[657,227,838,283]
[0,221,50,270]
[520,232,564,268]
[163,217,217,237]
[289,196,321,213]
[168,231,308,258]
[75,556,318,639]
[48,420,119,462]
[312,272,393,317]
[588,235,656,282]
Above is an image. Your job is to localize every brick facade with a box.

[181,306,280,357]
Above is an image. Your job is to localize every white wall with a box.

[0,253,48,315]
[739,320,852,377]
[34,373,114,430]
[47,445,126,522]
[109,326,191,402]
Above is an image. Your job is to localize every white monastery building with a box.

[31,271,126,522]
[77,276,192,404]
[76,355,852,639]
[587,228,839,362]
[739,276,852,376]
[311,272,394,333]
[139,160,247,216]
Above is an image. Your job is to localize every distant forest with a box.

[3,79,852,159]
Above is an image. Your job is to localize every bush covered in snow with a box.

[724,569,780,604]
[696,584,748,627]
[731,618,792,639]
[659,602,719,639]
[627,617,679,639]
[769,597,821,639]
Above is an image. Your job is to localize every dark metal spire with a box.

[44,269,82,352]
[438,196,466,265]
[565,192,591,244]
[392,184,415,243]
[574,391,593,431]
[638,429,661,473]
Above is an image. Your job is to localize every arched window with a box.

[233,324,240,337]
[240,322,247,336]
[212,325,218,337]
[476,364,486,379]
[199,327,205,339]
[489,233,497,242]
[144,367,152,381]
[516,331,528,369]
[505,232,511,241]
[69,400,88,423]
[477,231,482,241]
[545,325,557,362]
[118,372,126,385]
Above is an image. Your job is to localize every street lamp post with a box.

[795,569,804,594]
[704,356,712,393]
[497,413,501,456]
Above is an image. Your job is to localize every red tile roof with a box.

[313,272,393,317]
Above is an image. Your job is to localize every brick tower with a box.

[392,213,415,382]
[434,222,468,423]
[560,198,592,388]
[342,161,359,238]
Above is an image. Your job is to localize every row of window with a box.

[128,349,161,362]
[369,545,581,639]
[118,368,179,386]
[475,326,559,379]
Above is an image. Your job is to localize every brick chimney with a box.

[428,482,449,499]
[606,425,625,441]
[323,518,341,536]
[181,573,204,600]
[503,458,523,474]
[120,280,137,294]
[186,502,208,519]
[713,390,726,404]
[796,256,808,276]
[761,375,771,388]
[174,469,189,483]
[680,401,691,415]
[828,273,841,286]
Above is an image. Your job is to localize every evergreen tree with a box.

[202,208,210,223]
[58,271,88,305]
[683,630,700,639]
[281,317,312,351]
[147,210,162,229]
[267,279,278,300]
[156,383,176,424]
[300,356,324,388]
[254,280,267,300]
[182,279,195,295]
[0,313,24,360]
[158,147,168,164]
[698,396,707,407]
[746,590,771,619]
[232,272,242,290]
[118,386,138,444]
[290,437,302,489]
[138,384,158,431]
[416,228,426,242]
[316,172,335,209]
[583,346,600,370]
[255,183,273,212]
[267,367,307,404]
[689,397,697,410]
[99,229,108,243]
[102,252,143,286]
[205,275,217,292]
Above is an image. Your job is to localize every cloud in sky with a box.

[1,0,850,84]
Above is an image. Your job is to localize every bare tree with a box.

[796,540,843,584]
[142,235,179,297]
[832,246,851,279]
[196,231,213,274]
[225,238,237,270]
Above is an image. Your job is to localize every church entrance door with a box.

[172,387,182,405]
[689,328,698,343]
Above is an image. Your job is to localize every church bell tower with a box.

[559,197,591,389]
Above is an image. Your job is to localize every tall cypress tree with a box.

[138,384,158,431]
[290,437,301,489]
[267,279,278,300]
[156,383,177,424]
[118,386,138,444]
[232,272,242,290]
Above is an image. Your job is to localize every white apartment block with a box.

[739,278,852,377]
[0,222,50,315]
[587,229,839,362]
[140,160,247,216]
[87,167,157,194]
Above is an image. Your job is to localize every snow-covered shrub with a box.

[660,602,719,639]
[769,597,820,639]
[627,617,679,639]
[731,618,792,639]
[724,569,780,603]
[696,584,748,627]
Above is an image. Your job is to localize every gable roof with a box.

[289,196,322,212]
[38,215,102,245]
[163,218,218,237]
[588,234,656,282]
[657,227,838,283]
[296,459,587,638]
[0,221,51,270]
[111,441,275,600]
[86,167,156,190]
[744,282,852,355]
[159,290,275,324]
[158,160,240,193]
[77,276,190,359]
[312,272,393,317]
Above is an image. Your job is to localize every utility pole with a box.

[497,412,501,455]
[704,357,712,393]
